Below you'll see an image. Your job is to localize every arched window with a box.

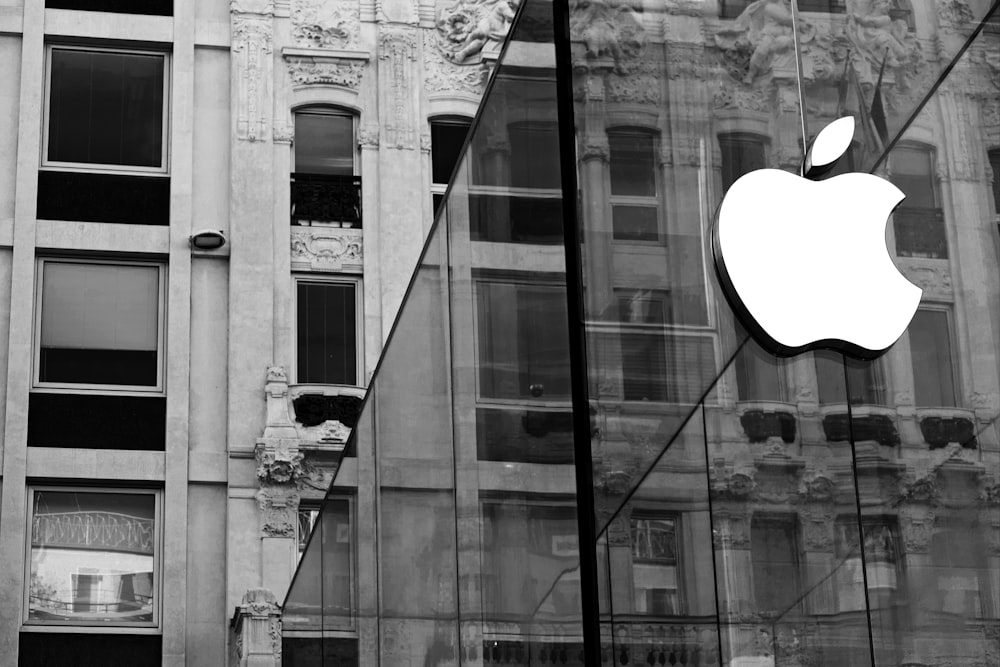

[291,107,360,227]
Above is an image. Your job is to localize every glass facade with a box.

[284,1,1000,665]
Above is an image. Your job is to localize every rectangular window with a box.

[719,133,767,191]
[296,279,361,386]
[815,351,884,405]
[26,488,159,627]
[431,118,472,190]
[751,514,801,615]
[734,324,786,402]
[34,259,165,393]
[45,0,173,16]
[294,111,355,176]
[44,46,167,173]
[609,130,660,242]
[909,309,956,407]
[630,515,680,615]
[891,145,947,258]
[476,280,571,401]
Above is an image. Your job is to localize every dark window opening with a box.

[297,281,358,386]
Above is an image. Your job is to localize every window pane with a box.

[891,146,936,209]
[909,310,956,407]
[719,134,766,191]
[48,49,164,168]
[29,491,155,624]
[40,262,159,386]
[612,205,658,241]
[297,282,357,385]
[609,131,656,196]
[477,282,571,400]
[751,515,800,614]
[815,351,882,404]
[431,119,471,185]
[295,113,354,175]
[509,123,561,189]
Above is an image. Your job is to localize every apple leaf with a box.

[803,116,856,178]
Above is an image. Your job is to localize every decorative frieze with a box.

[286,56,366,88]
[606,62,661,104]
[291,0,359,49]
[255,487,301,537]
[291,226,363,272]
[569,0,646,73]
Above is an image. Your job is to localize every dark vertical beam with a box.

[551,0,602,662]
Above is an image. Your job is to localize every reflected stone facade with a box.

[285,1,999,666]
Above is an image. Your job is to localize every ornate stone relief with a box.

[423,32,489,97]
[713,84,773,113]
[435,0,519,65]
[379,29,418,149]
[569,0,646,73]
[256,445,311,484]
[359,122,380,148]
[606,62,661,104]
[801,507,835,551]
[714,0,808,84]
[845,0,923,79]
[899,261,953,298]
[286,57,365,87]
[936,0,975,30]
[291,0,359,49]
[256,487,301,537]
[899,509,935,554]
[232,4,275,142]
[232,589,282,666]
[272,123,294,143]
[291,226,364,271]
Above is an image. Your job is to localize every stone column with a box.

[231,589,282,667]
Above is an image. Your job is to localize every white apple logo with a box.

[713,116,922,359]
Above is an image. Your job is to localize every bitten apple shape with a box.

[713,118,922,359]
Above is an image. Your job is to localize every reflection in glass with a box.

[29,491,155,624]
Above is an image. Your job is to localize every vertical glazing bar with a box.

[552,0,602,662]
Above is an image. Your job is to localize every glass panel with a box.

[295,112,354,175]
[29,491,155,624]
[908,309,955,408]
[48,49,164,168]
[40,262,159,386]
[296,281,357,385]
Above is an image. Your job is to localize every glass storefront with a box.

[284,1,1000,665]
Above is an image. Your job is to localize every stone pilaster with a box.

[231,589,282,667]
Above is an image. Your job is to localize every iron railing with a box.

[291,173,362,228]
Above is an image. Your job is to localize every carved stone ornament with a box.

[713,84,772,113]
[291,0,359,49]
[579,139,609,162]
[607,62,661,105]
[233,588,282,667]
[569,0,646,73]
[900,261,953,297]
[256,445,310,484]
[423,32,489,96]
[379,30,418,149]
[358,122,379,148]
[232,14,274,141]
[899,470,939,505]
[937,0,975,29]
[801,508,835,551]
[845,0,924,88]
[263,365,298,439]
[900,512,935,554]
[272,123,294,144]
[711,508,750,549]
[256,487,300,537]
[291,226,363,271]
[435,0,520,65]
[286,57,365,88]
[664,0,704,17]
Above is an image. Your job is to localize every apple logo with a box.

[712,116,922,359]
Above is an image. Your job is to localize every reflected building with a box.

[286,1,999,667]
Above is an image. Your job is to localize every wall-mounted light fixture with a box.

[189,229,227,250]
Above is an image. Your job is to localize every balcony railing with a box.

[291,173,362,228]
[893,207,947,259]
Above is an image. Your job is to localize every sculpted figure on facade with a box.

[437,0,520,64]
[715,0,814,84]
[569,0,646,73]
[845,0,922,87]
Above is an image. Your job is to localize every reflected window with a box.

[630,515,680,615]
[295,278,361,386]
[431,116,472,215]
[34,259,165,393]
[482,501,580,619]
[44,46,167,172]
[476,280,571,401]
[815,351,884,405]
[719,132,767,192]
[796,0,846,12]
[908,309,956,407]
[930,521,992,618]
[618,289,669,402]
[509,122,561,190]
[734,325,787,402]
[609,129,660,242]
[27,488,158,626]
[296,505,320,554]
[891,145,946,258]
[750,514,801,615]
